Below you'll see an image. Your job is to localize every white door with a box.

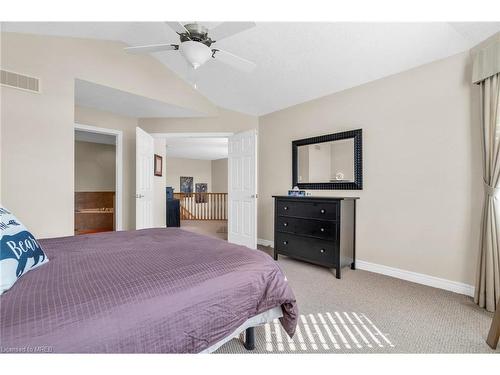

[136,127,154,229]
[228,129,258,249]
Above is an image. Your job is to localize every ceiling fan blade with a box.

[209,22,256,41]
[212,49,256,73]
[165,22,189,35]
[124,44,178,54]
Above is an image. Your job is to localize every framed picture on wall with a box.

[154,154,162,177]
[195,183,208,203]
[180,176,193,194]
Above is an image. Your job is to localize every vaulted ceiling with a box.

[3,22,500,116]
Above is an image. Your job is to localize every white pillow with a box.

[0,206,49,294]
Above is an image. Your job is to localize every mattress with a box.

[0,228,297,353]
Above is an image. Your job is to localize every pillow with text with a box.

[0,205,49,294]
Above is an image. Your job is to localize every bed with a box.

[0,228,297,353]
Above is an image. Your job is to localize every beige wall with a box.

[75,141,116,192]
[0,32,216,238]
[75,106,138,231]
[165,157,213,193]
[211,158,228,193]
[258,51,482,286]
[153,138,166,228]
[139,107,258,134]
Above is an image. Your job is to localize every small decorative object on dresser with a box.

[288,189,306,197]
[273,195,358,279]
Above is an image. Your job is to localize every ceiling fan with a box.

[125,22,257,72]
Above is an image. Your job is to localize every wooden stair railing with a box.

[174,192,228,220]
[179,205,196,220]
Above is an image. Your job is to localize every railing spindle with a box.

[173,192,227,221]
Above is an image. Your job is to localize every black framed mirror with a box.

[292,129,363,190]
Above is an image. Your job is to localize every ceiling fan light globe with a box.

[179,41,212,69]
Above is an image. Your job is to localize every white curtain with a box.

[474,72,500,312]
[472,32,500,312]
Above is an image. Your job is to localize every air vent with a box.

[1,69,40,93]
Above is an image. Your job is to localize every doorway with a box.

[150,130,257,248]
[150,132,230,240]
[74,123,123,234]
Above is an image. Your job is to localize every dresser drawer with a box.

[276,200,339,220]
[276,216,337,240]
[275,232,336,266]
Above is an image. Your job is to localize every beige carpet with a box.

[180,220,227,241]
[215,246,499,354]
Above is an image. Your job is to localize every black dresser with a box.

[166,199,180,227]
[273,196,358,279]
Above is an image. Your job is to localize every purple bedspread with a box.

[0,228,297,353]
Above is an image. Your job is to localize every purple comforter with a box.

[0,228,297,353]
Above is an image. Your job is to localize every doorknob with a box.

[251,194,258,198]
[135,194,144,199]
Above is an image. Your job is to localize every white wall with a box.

[258,51,482,286]
[153,138,166,227]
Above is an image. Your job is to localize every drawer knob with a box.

[320,227,325,232]
[283,222,288,227]
[320,248,325,253]
[283,240,288,245]
[283,206,289,211]
[320,209,326,214]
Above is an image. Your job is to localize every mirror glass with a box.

[297,138,355,183]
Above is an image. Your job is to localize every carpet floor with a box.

[180,220,227,241]
[215,246,499,354]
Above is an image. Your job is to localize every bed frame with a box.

[244,327,255,350]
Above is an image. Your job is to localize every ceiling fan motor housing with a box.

[180,23,214,46]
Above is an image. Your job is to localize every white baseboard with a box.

[257,238,474,297]
[355,260,474,297]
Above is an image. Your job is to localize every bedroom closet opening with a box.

[74,126,122,235]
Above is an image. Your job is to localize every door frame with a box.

[74,123,124,231]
